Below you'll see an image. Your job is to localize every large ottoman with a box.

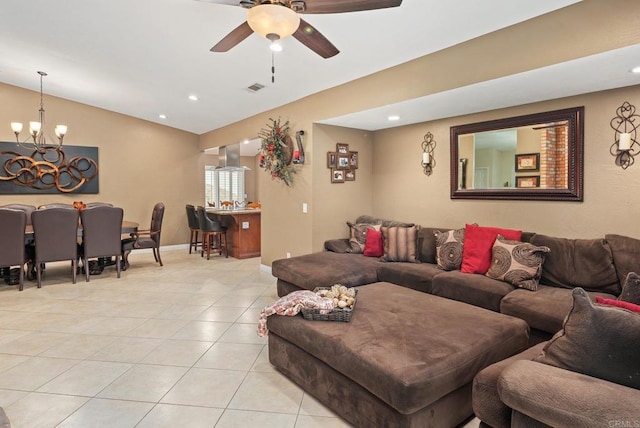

[267,282,530,427]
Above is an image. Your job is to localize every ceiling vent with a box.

[247,83,265,93]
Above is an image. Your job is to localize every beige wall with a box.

[199,0,640,265]
[0,82,202,246]
[373,84,640,238]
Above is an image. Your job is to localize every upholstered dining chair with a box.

[31,207,80,288]
[37,203,74,209]
[121,202,165,270]
[0,208,31,291]
[196,206,228,260]
[185,204,201,254]
[80,206,124,282]
[0,204,36,226]
[85,202,114,208]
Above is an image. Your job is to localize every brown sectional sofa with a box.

[270,215,640,426]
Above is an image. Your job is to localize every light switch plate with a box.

[242,221,249,229]
[302,203,308,213]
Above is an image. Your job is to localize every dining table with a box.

[1,220,140,284]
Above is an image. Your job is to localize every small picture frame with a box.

[345,170,356,181]
[327,152,337,168]
[337,155,350,170]
[349,151,358,169]
[515,153,540,172]
[331,169,345,183]
[336,143,349,155]
[516,175,540,188]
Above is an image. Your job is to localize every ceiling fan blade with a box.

[293,19,339,58]
[295,0,402,14]
[210,21,253,52]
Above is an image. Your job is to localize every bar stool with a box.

[196,206,228,260]
[185,204,201,254]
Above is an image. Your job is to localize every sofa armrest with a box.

[498,360,640,427]
[324,238,351,253]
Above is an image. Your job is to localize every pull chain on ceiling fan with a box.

[204,0,403,58]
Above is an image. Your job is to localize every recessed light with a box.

[159,114,167,119]
[188,95,198,101]
[632,66,640,74]
[243,139,250,144]
[388,115,400,121]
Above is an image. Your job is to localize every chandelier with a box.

[11,71,67,153]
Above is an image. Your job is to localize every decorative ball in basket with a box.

[302,284,357,322]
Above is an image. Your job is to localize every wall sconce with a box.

[292,130,305,164]
[610,101,639,169]
[421,132,436,175]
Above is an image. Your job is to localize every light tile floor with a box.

[0,249,480,428]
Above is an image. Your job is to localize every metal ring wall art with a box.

[609,101,639,169]
[0,146,98,193]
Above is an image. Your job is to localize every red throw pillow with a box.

[596,297,640,314]
[363,228,384,257]
[461,224,522,274]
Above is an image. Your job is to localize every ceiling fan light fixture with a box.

[247,4,300,39]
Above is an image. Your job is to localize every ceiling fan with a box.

[203,0,403,58]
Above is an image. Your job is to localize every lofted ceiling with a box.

[0,0,585,139]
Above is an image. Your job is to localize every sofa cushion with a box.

[380,225,419,263]
[348,222,380,254]
[619,271,640,304]
[596,296,640,313]
[529,234,620,295]
[417,226,451,264]
[500,284,616,334]
[272,252,380,291]
[472,342,547,428]
[534,287,640,390]
[324,238,351,253]
[431,270,515,312]
[499,360,640,428]
[434,227,465,271]
[604,233,640,288]
[461,224,522,274]
[376,262,444,293]
[363,228,384,257]
[485,236,550,291]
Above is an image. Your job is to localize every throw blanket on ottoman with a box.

[258,290,334,337]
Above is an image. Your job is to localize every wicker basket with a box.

[301,288,357,322]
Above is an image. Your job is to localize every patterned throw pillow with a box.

[434,228,465,271]
[347,222,380,254]
[380,226,419,263]
[619,272,640,304]
[485,235,550,291]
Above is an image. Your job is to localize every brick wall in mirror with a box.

[450,107,584,201]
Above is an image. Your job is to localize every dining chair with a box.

[37,203,74,209]
[0,204,36,225]
[122,202,165,270]
[196,206,228,260]
[85,202,114,208]
[31,207,80,288]
[185,204,201,254]
[80,206,124,282]
[0,208,31,291]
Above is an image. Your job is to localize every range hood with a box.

[216,144,250,170]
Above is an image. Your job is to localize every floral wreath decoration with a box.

[258,117,296,186]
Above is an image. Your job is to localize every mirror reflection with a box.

[457,121,568,190]
[450,107,584,201]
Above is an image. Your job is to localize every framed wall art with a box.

[337,155,349,169]
[349,151,358,169]
[336,143,349,155]
[515,153,540,172]
[516,175,540,188]
[345,170,356,181]
[331,169,345,183]
[327,152,337,168]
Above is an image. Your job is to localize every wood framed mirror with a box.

[450,106,584,201]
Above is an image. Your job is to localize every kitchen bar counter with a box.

[206,208,261,259]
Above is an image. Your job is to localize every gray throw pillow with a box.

[534,287,640,390]
[619,272,640,304]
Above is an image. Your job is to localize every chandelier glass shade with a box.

[11,71,67,153]
[247,4,300,40]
